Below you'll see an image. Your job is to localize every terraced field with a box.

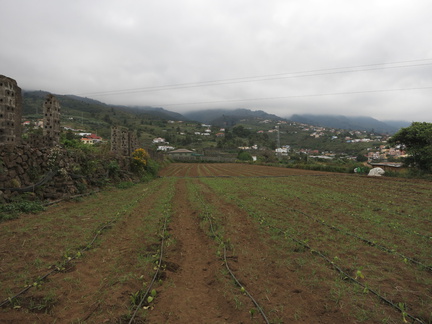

[1,163,431,323]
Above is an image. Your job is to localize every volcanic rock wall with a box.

[0,144,132,202]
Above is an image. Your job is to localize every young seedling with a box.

[355,270,365,280]
[398,302,408,323]
[8,297,21,309]
[130,291,142,306]
[249,308,256,319]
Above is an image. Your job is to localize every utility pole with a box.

[276,125,281,158]
[276,126,280,149]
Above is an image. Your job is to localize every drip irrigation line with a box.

[0,169,57,192]
[200,204,270,324]
[247,192,432,273]
[398,227,431,240]
[324,222,432,273]
[274,200,432,273]
[0,220,114,308]
[0,194,145,308]
[286,179,432,238]
[42,190,100,206]
[128,214,169,324]
[219,191,425,323]
[222,245,270,324]
[273,227,425,324]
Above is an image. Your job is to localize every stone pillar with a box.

[0,75,22,146]
[42,94,61,146]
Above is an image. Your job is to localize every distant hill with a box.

[122,106,186,121]
[289,114,405,134]
[22,90,411,137]
[22,91,186,121]
[381,120,411,130]
[183,108,284,126]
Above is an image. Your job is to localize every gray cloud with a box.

[1,0,432,122]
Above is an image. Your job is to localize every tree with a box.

[356,154,368,162]
[232,125,251,138]
[237,151,253,161]
[389,122,432,172]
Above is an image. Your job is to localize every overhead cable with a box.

[158,85,432,107]
[78,58,432,96]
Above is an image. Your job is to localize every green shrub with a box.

[0,201,45,222]
[237,151,253,161]
[107,160,120,177]
[146,159,160,177]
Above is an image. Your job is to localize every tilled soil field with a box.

[1,163,431,323]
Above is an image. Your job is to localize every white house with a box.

[153,137,167,144]
[157,145,175,151]
[275,147,289,155]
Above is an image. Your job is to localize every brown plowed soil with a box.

[1,163,431,323]
[145,180,250,323]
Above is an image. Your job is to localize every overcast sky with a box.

[1,0,432,122]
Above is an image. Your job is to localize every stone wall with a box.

[0,144,134,203]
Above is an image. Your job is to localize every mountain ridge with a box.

[22,90,410,134]
[288,114,409,134]
[183,108,284,126]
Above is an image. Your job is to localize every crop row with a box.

[199,176,432,323]
[225,176,431,263]
[186,180,270,323]
[0,178,178,322]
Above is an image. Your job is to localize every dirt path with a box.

[146,179,249,323]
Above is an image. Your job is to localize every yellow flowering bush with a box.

[131,148,149,173]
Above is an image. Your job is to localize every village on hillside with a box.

[2,74,406,172]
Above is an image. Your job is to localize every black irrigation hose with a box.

[219,191,426,323]
[42,190,100,207]
[291,192,432,240]
[0,204,131,309]
[396,226,431,240]
[0,169,58,192]
[128,215,169,324]
[204,211,270,324]
[226,187,431,274]
[266,198,432,273]
[264,223,425,324]
[322,221,432,273]
[222,245,270,324]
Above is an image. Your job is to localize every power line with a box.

[158,85,432,107]
[78,58,432,97]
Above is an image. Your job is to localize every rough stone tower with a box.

[111,126,139,156]
[128,131,139,154]
[0,75,22,145]
[43,94,61,146]
[111,126,129,155]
